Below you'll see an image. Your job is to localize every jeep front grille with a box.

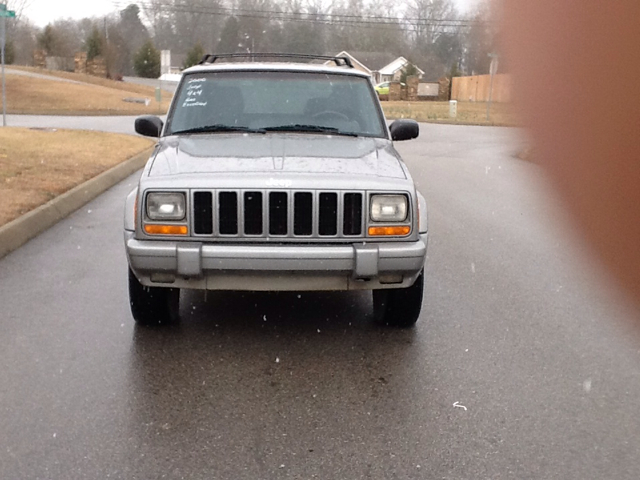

[343,193,363,236]
[193,191,213,235]
[218,192,238,235]
[269,192,288,235]
[294,192,313,236]
[192,190,363,239]
[244,192,263,235]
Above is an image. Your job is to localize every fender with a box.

[124,187,138,232]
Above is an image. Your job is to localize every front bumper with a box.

[125,231,427,291]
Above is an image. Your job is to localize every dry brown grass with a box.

[0,127,152,226]
[1,72,172,115]
[9,66,168,96]
[382,101,520,126]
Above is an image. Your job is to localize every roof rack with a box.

[198,53,354,68]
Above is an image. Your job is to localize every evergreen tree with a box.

[183,43,205,69]
[400,64,419,83]
[449,62,462,78]
[4,40,15,65]
[37,24,57,55]
[85,26,103,61]
[133,40,161,78]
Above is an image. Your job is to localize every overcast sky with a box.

[22,0,481,27]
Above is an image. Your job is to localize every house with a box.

[377,56,425,83]
[326,51,424,84]
[159,50,187,82]
[324,51,377,77]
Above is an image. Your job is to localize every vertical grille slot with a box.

[244,192,263,235]
[343,193,362,236]
[193,191,213,235]
[269,192,288,235]
[218,192,238,235]
[294,192,313,236]
[319,192,338,236]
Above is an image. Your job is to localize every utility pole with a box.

[1,2,16,127]
[104,17,109,78]
[1,12,5,127]
[486,53,499,122]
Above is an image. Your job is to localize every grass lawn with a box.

[0,127,153,226]
[382,101,520,126]
[1,71,172,115]
[9,66,170,96]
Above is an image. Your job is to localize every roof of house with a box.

[325,51,427,78]
[378,56,426,76]
[321,51,371,73]
[344,51,399,71]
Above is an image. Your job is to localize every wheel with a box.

[312,110,350,121]
[128,268,180,325]
[373,271,424,328]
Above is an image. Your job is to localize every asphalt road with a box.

[5,114,143,135]
[5,68,87,85]
[1,124,640,479]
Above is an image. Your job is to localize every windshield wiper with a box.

[264,124,359,137]
[171,124,266,135]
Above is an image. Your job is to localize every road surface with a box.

[1,123,639,479]
[5,114,144,135]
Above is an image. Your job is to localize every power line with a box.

[120,0,482,25]
[111,0,486,32]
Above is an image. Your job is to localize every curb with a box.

[0,147,154,260]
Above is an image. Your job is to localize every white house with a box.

[377,56,425,83]
[326,52,424,84]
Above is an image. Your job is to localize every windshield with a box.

[166,71,387,138]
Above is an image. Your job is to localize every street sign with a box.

[1,5,15,126]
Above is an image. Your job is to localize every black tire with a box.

[128,268,180,326]
[373,271,424,328]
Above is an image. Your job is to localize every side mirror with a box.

[135,115,163,138]
[389,119,419,141]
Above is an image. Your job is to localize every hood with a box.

[148,134,406,179]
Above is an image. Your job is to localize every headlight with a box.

[370,194,408,222]
[146,192,186,221]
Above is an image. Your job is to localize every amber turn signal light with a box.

[368,226,411,236]
[144,224,188,235]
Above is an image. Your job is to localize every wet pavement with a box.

[1,124,640,479]
[5,114,144,135]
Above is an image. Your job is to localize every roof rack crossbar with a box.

[198,53,353,68]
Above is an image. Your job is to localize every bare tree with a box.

[463,0,500,74]
[403,0,463,76]
[6,0,32,22]
[405,0,457,47]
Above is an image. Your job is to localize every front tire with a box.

[128,268,180,325]
[373,271,424,328]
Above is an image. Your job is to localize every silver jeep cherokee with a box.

[124,54,428,327]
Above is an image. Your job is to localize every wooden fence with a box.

[451,74,512,102]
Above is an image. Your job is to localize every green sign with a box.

[0,11,15,17]
[0,4,6,10]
